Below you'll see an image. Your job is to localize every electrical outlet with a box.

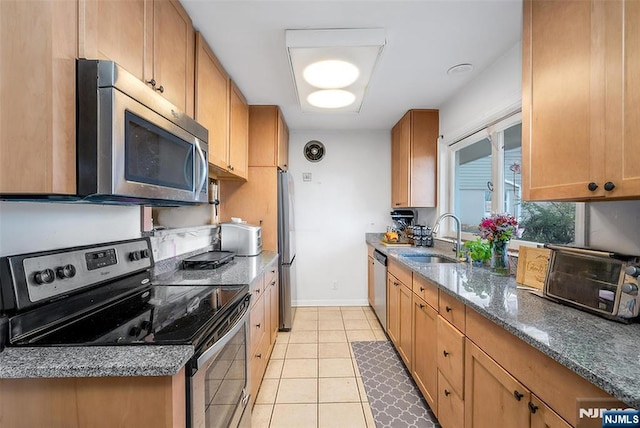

[302,172,312,182]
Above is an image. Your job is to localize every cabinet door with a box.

[522,0,606,201]
[277,110,289,170]
[530,394,571,428]
[409,110,439,207]
[152,0,194,116]
[195,32,229,171]
[81,0,148,81]
[228,81,249,180]
[387,273,400,346]
[465,339,531,428]
[0,0,77,194]
[412,295,438,413]
[367,256,375,307]
[604,0,640,198]
[437,316,465,398]
[398,283,413,369]
[391,115,410,207]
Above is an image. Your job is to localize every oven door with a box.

[188,299,251,428]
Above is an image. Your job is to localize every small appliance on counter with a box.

[543,244,640,322]
[221,222,262,256]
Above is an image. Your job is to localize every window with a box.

[447,113,580,246]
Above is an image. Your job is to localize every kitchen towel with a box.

[351,341,440,428]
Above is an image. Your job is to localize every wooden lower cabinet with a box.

[437,315,465,398]
[387,273,401,345]
[438,371,465,428]
[412,295,438,413]
[465,339,531,428]
[398,281,413,368]
[530,394,572,428]
[0,369,186,428]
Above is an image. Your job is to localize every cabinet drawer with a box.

[265,263,278,290]
[437,371,464,428]
[413,274,438,309]
[388,259,412,287]
[439,291,465,333]
[250,327,270,406]
[249,296,266,354]
[437,316,465,398]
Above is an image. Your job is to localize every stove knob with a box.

[56,264,76,279]
[129,251,141,261]
[625,265,640,278]
[141,249,150,259]
[129,326,143,337]
[34,269,55,285]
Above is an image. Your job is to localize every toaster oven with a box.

[543,245,640,322]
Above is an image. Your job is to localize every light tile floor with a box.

[251,306,388,428]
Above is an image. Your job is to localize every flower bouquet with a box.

[478,213,520,275]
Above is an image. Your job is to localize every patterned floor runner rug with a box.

[351,341,440,428]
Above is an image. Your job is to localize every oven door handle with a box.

[195,299,250,370]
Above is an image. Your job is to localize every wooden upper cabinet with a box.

[81,0,149,82]
[151,0,194,117]
[228,81,249,180]
[248,105,289,170]
[0,0,77,194]
[81,0,194,117]
[390,109,439,208]
[195,32,230,173]
[522,0,640,201]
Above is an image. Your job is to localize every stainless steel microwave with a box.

[544,245,640,322]
[76,59,208,205]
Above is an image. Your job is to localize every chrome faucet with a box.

[432,213,462,255]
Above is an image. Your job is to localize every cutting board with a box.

[380,240,413,247]
[516,247,551,290]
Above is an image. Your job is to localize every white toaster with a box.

[220,223,262,256]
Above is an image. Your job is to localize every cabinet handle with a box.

[443,350,450,357]
[256,353,262,359]
[604,181,616,191]
[588,182,598,191]
[272,269,276,273]
[146,78,156,87]
[513,390,524,401]
[255,288,261,294]
[445,306,452,312]
[271,281,276,286]
[444,389,451,397]
[155,85,164,94]
[419,304,425,309]
[420,286,425,292]
[256,323,261,328]
[395,203,401,206]
[393,282,399,287]
[528,402,538,414]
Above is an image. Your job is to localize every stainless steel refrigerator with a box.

[277,170,296,331]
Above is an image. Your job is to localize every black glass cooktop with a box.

[8,284,249,347]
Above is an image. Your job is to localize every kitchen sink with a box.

[398,254,456,264]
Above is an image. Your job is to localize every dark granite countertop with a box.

[0,251,279,379]
[366,233,640,408]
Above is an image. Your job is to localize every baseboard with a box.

[293,299,370,307]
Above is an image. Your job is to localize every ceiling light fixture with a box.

[307,89,356,109]
[447,63,474,76]
[303,60,360,89]
[286,29,386,113]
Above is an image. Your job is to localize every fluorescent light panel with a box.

[286,29,386,113]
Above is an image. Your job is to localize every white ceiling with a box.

[181,0,523,131]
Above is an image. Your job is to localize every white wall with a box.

[0,202,141,256]
[439,42,522,145]
[588,201,640,255]
[289,130,391,306]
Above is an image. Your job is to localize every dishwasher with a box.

[372,250,388,331]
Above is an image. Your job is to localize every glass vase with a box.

[490,240,509,276]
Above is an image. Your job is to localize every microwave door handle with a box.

[195,141,207,197]
[195,300,249,369]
